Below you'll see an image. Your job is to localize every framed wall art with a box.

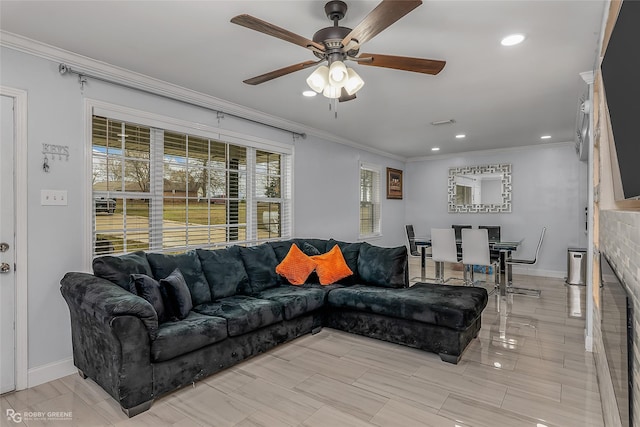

[386,167,403,199]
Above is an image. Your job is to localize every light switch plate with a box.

[41,190,68,206]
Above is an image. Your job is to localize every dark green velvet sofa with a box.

[60,238,488,417]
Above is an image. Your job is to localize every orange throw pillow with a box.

[275,244,318,285]
[311,245,353,285]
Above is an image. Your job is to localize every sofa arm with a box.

[60,272,158,339]
[60,272,156,414]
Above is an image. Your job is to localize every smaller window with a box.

[359,163,381,238]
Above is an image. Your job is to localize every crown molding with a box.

[407,141,574,163]
[0,30,405,162]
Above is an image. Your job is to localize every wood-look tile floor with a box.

[1,261,604,426]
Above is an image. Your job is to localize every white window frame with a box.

[84,100,293,265]
[359,162,382,239]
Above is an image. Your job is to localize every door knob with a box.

[0,242,8,252]
[0,263,10,273]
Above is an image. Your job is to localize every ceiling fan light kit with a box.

[323,85,342,99]
[344,68,365,95]
[306,65,330,92]
[231,0,445,105]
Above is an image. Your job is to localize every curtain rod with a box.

[58,63,306,140]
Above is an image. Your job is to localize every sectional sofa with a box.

[60,238,488,417]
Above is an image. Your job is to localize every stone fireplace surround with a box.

[598,210,640,426]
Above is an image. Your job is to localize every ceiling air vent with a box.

[430,119,456,126]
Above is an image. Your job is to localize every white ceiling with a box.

[0,0,606,159]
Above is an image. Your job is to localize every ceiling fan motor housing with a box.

[314,1,356,62]
[325,1,348,21]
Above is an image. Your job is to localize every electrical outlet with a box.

[41,190,68,206]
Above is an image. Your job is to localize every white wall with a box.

[405,144,588,276]
[0,46,406,383]
[293,135,406,247]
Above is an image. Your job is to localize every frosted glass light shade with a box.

[344,68,365,95]
[329,61,348,87]
[322,85,341,99]
[306,65,329,93]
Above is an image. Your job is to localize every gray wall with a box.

[405,144,588,276]
[0,46,406,380]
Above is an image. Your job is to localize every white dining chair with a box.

[430,228,462,283]
[505,227,546,297]
[461,228,499,290]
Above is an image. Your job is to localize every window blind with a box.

[359,163,381,237]
[92,113,292,256]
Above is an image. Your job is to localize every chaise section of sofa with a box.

[60,238,487,417]
[325,282,488,363]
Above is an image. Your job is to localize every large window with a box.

[359,163,381,237]
[92,114,290,256]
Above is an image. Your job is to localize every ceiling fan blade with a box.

[357,53,446,75]
[342,0,422,47]
[231,14,325,52]
[339,88,357,102]
[243,60,322,85]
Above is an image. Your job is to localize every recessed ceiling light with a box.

[431,147,440,151]
[540,135,551,140]
[302,90,317,97]
[455,134,466,139]
[501,34,525,46]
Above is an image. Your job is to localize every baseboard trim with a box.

[28,357,76,388]
[510,266,565,279]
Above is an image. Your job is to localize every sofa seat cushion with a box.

[151,312,228,362]
[255,286,326,320]
[193,296,283,337]
[326,283,488,331]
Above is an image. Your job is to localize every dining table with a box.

[419,237,523,296]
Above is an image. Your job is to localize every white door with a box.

[0,94,16,394]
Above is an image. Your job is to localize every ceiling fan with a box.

[230,0,446,102]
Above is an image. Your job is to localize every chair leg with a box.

[463,265,476,286]
[505,264,541,297]
[435,261,444,283]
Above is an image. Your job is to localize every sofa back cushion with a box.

[239,244,279,294]
[93,251,152,293]
[197,246,250,298]
[357,243,408,288]
[269,240,296,263]
[295,239,328,255]
[147,250,212,305]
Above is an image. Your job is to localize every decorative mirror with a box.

[448,164,512,213]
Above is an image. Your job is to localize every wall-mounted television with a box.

[601,0,640,200]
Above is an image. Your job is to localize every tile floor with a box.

[1,261,603,426]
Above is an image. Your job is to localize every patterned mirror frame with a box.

[448,164,512,213]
